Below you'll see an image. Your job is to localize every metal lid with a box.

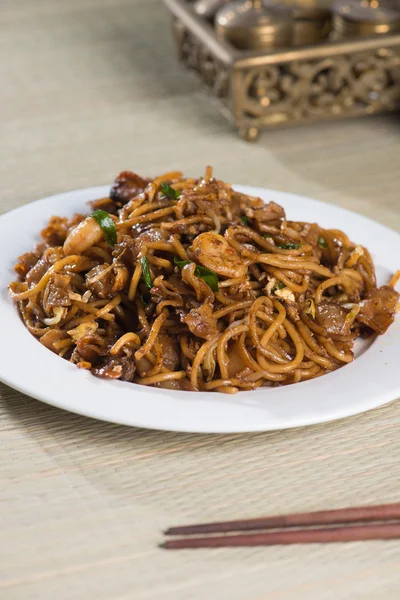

[332,0,400,25]
[288,0,332,21]
[193,0,232,21]
[215,0,293,50]
[331,0,400,38]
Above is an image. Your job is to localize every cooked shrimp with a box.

[191,232,247,278]
[63,217,104,255]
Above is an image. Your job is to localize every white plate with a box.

[0,186,399,433]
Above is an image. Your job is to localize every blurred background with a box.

[1,0,399,230]
[1,2,400,599]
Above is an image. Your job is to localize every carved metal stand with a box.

[164,0,400,140]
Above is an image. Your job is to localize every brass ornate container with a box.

[290,1,332,46]
[215,0,293,50]
[164,0,400,140]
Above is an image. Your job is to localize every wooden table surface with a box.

[1,1,399,599]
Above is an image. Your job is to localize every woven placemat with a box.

[0,1,399,598]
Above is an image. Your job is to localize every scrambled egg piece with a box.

[275,287,295,302]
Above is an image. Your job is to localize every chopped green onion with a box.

[90,210,117,246]
[174,257,191,270]
[140,256,153,289]
[273,282,286,292]
[264,234,273,239]
[194,265,219,292]
[174,257,219,292]
[277,242,301,250]
[318,236,328,248]
[241,216,249,226]
[160,182,180,199]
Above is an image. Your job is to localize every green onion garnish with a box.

[194,265,219,292]
[318,236,328,248]
[140,256,153,289]
[241,216,249,226]
[160,182,180,199]
[264,234,273,239]
[277,242,301,250]
[174,257,218,292]
[90,210,117,246]
[273,282,286,292]
[174,257,191,269]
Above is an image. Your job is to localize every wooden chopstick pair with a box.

[161,503,400,549]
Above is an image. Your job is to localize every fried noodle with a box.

[9,168,400,393]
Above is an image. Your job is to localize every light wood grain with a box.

[0,1,399,599]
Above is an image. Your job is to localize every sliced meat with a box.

[14,250,41,278]
[230,190,258,219]
[161,221,214,235]
[300,223,320,247]
[244,201,285,226]
[92,356,136,381]
[110,171,149,206]
[86,263,129,299]
[182,303,218,340]
[89,197,119,214]
[75,338,103,363]
[41,216,70,246]
[151,274,191,301]
[357,285,399,334]
[40,329,69,353]
[226,339,248,378]
[67,322,99,343]
[25,247,64,286]
[315,302,349,336]
[43,274,72,310]
[159,334,180,371]
[118,229,170,265]
[176,179,231,218]
[67,323,104,363]
[25,255,51,286]
[286,302,301,322]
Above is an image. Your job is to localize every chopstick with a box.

[165,503,400,536]
[162,503,400,549]
[161,523,400,549]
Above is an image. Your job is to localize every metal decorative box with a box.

[164,0,400,140]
